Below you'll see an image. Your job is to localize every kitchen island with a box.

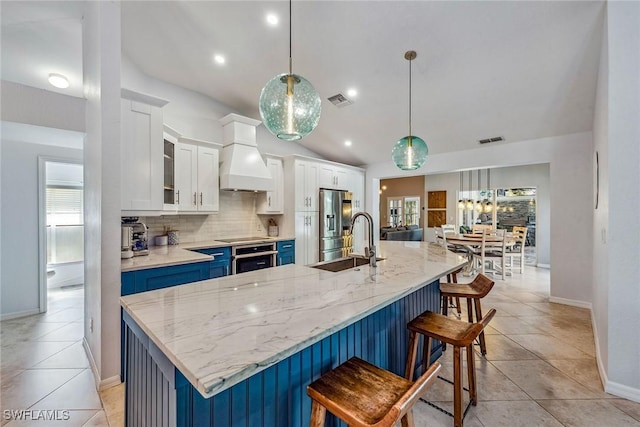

[120,241,467,427]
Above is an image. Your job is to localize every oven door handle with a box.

[232,250,279,260]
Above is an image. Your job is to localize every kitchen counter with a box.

[120,241,466,399]
[120,236,295,272]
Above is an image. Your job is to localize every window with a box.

[46,186,84,264]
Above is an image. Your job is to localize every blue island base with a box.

[123,280,442,427]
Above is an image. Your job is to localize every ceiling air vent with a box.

[478,136,504,144]
[327,93,353,108]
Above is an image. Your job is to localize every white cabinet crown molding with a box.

[121,88,169,107]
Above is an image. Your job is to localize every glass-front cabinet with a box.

[162,126,180,211]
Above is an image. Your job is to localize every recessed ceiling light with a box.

[266,13,279,26]
[344,140,352,147]
[48,73,69,89]
[347,88,357,97]
[214,54,226,65]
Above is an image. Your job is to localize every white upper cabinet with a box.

[162,125,180,212]
[257,156,284,214]
[120,89,168,213]
[175,137,220,213]
[294,160,318,212]
[319,164,348,190]
[348,170,365,212]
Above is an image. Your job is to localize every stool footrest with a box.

[420,397,473,422]
[437,375,470,392]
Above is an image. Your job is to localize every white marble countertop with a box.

[120,241,467,398]
[121,236,296,272]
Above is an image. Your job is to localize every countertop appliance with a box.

[122,217,149,256]
[319,189,353,262]
[121,226,133,259]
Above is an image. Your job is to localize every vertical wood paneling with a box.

[126,280,441,427]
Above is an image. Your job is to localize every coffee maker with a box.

[122,217,149,257]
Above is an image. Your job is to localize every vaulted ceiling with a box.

[2,1,605,166]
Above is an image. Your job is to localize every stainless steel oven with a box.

[231,242,278,274]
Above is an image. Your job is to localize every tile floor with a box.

[0,287,112,427]
[2,269,640,426]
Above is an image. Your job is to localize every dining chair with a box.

[471,224,492,235]
[473,229,508,280]
[505,226,527,274]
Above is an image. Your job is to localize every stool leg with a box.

[467,345,477,406]
[466,298,473,324]
[441,296,448,352]
[422,337,432,375]
[401,410,415,427]
[309,401,326,427]
[453,346,463,427]
[451,273,462,316]
[404,331,419,380]
[474,299,487,355]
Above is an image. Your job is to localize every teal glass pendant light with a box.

[259,0,321,141]
[392,50,428,171]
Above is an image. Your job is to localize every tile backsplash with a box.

[139,192,276,245]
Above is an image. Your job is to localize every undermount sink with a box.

[311,256,385,272]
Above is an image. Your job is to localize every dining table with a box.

[438,233,515,276]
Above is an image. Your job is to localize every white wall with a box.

[121,56,324,160]
[423,164,551,266]
[0,140,82,318]
[83,0,122,387]
[601,1,640,398]
[366,131,593,305]
[1,81,85,133]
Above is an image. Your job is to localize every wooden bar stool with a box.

[405,309,496,427]
[307,357,441,427]
[440,273,495,355]
[445,267,464,318]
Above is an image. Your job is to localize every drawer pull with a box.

[282,245,292,249]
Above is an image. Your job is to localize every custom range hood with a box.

[219,113,273,192]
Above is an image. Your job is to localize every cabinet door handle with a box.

[193,192,197,206]
[212,252,225,257]
[268,196,271,207]
[176,190,180,204]
[200,192,203,205]
[282,244,292,249]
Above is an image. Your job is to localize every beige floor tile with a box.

[1,341,75,370]
[492,360,601,400]
[482,334,540,361]
[32,342,89,369]
[82,411,110,427]
[39,309,84,323]
[4,410,98,427]
[33,322,84,342]
[483,302,547,317]
[507,334,593,360]
[31,369,102,411]
[537,399,640,426]
[474,400,563,426]
[489,316,547,335]
[421,356,529,402]
[1,321,68,345]
[99,383,124,427]
[0,369,83,412]
[611,399,640,422]
[546,359,613,397]
[544,329,596,357]
[507,292,549,303]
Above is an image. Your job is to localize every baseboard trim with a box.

[1,308,41,321]
[82,338,122,391]
[548,296,592,309]
[83,338,101,390]
[536,263,551,269]
[590,310,608,390]
[606,380,640,403]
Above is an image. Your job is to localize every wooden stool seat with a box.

[408,310,483,348]
[439,273,495,355]
[307,357,441,427]
[405,309,496,427]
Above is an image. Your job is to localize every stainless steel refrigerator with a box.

[319,189,353,262]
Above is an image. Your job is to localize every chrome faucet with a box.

[350,211,377,267]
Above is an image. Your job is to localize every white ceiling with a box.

[1,1,605,167]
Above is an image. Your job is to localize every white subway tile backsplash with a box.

[140,191,278,244]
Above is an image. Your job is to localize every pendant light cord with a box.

[408,56,412,137]
[289,0,293,75]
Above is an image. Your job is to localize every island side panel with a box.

[123,280,441,427]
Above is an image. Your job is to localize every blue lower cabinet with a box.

[193,246,231,279]
[120,260,210,380]
[277,240,295,266]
